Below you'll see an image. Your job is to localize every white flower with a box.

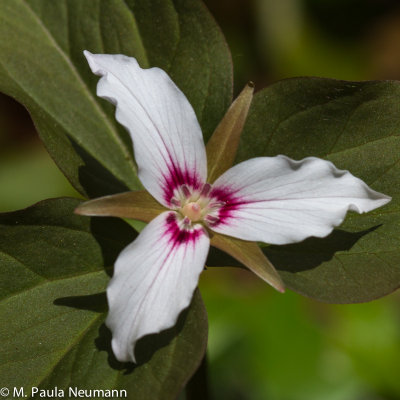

[82,51,391,363]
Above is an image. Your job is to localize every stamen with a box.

[200,183,212,197]
[170,197,181,207]
[181,184,191,198]
[206,215,220,224]
[209,200,226,209]
[183,216,191,226]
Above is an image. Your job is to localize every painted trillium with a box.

[76,51,391,363]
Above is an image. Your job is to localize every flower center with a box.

[170,183,225,227]
[181,202,202,222]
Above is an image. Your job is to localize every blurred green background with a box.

[1,0,400,399]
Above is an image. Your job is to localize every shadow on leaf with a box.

[89,217,138,276]
[264,225,381,273]
[95,306,191,370]
[206,225,382,274]
[71,138,131,198]
[95,324,135,372]
[206,245,242,268]
[134,306,189,365]
[54,291,192,371]
[54,292,108,313]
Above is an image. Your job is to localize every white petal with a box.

[84,51,207,207]
[209,156,391,245]
[106,211,209,362]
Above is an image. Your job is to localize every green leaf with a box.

[0,0,232,197]
[235,78,400,303]
[0,198,208,399]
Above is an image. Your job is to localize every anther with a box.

[181,184,191,198]
[170,197,181,207]
[183,216,191,226]
[209,200,226,209]
[200,183,212,197]
[206,215,220,225]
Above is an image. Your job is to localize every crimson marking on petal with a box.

[164,213,204,246]
[209,187,247,227]
[161,161,204,205]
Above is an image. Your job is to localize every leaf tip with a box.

[276,285,286,294]
[268,276,285,294]
[74,203,90,216]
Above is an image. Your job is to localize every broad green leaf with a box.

[0,198,208,399]
[234,78,400,303]
[0,0,232,197]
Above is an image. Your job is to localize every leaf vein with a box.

[21,0,136,171]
